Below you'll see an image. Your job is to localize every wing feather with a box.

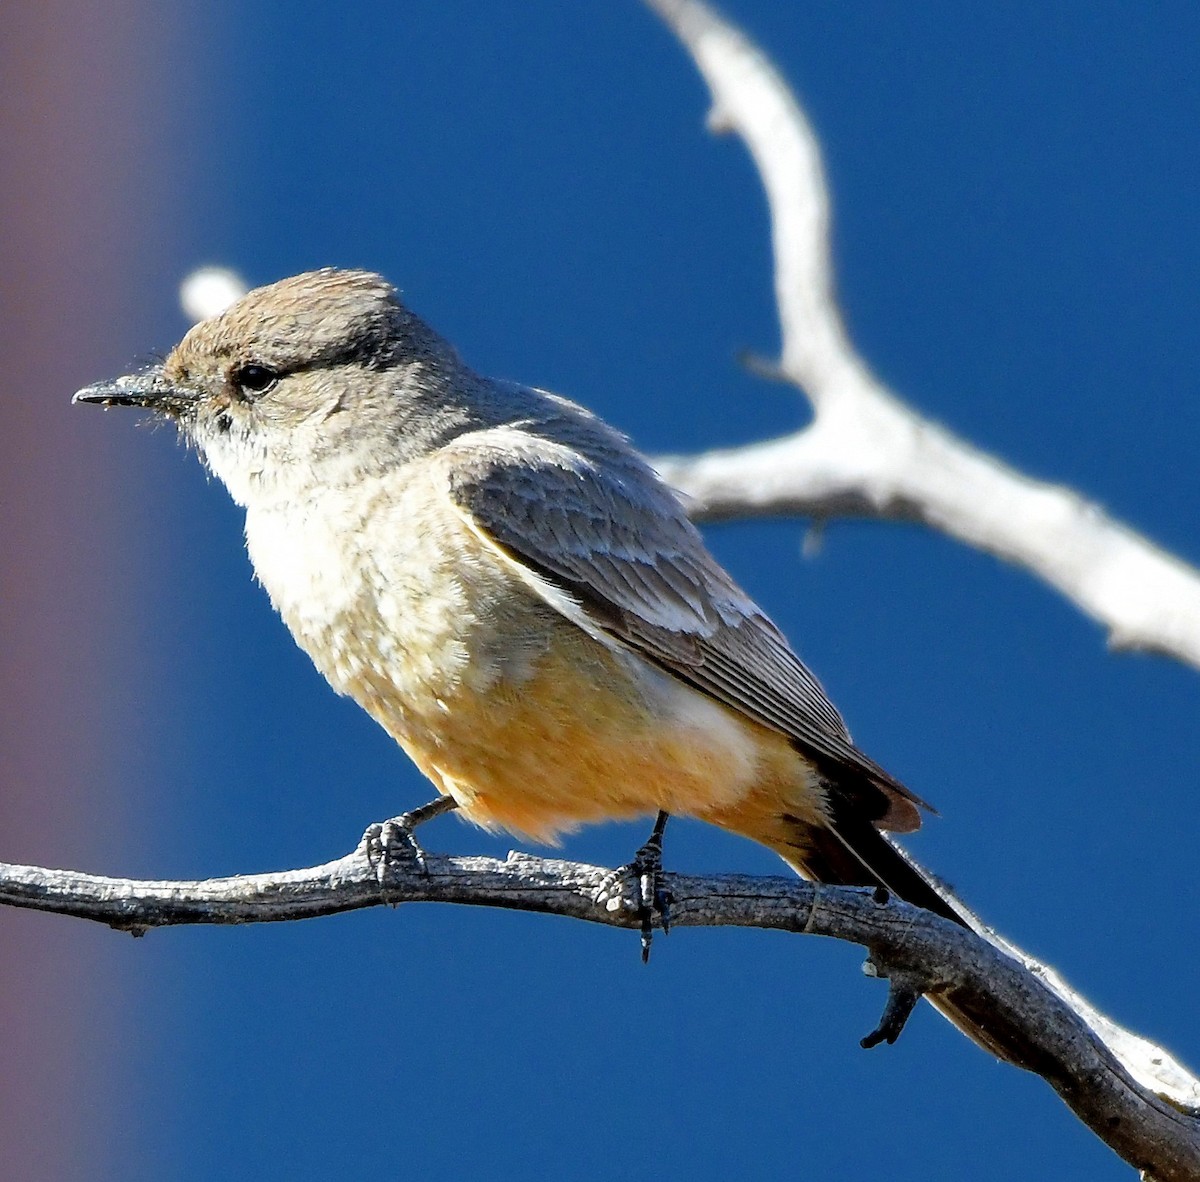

[438,414,926,831]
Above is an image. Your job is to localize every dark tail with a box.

[783,806,977,930]
[768,803,1007,1056]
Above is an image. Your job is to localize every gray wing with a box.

[439,411,924,831]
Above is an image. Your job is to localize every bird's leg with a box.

[363,795,459,885]
[637,810,673,953]
[595,811,674,962]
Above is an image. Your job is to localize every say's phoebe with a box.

[75,269,980,1025]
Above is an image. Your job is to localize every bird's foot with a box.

[594,812,673,962]
[363,796,458,892]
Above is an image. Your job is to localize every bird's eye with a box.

[232,363,280,397]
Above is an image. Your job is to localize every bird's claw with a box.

[362,795,459,896]
[364,815,429,884]
[595,815,674,962]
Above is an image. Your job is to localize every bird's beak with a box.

[73,364,197,417]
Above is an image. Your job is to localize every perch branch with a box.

[150,12,1200,1174]
[645,0,1200,670]
[0,842,1197,1180]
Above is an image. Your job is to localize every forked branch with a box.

[57,5,1200,1177]
[645,0,1200,671]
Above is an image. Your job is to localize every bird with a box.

[75,267,982,1031]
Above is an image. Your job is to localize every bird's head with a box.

[74,268,468,505]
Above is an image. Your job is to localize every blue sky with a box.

[7,3,1200,1179]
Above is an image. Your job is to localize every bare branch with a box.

[645,0,1200,671]
[143,13,1200,1177]
[1,844,1197,1180]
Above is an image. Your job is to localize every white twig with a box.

[0,844,1197,1180]
[179,267,247,323]
[645,0,1200,671]
[147,14,1200,1174]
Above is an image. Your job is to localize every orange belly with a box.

[253,477,830,851]
[369,621,828,847]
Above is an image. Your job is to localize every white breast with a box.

[245,497,367,631]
